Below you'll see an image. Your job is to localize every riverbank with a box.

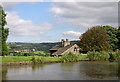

[1,55,88,66]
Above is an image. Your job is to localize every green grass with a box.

[2,56,33,63]
[2,56,61,63]
[78,55,88,60]
[43,57,60,62]
[2,55,88,63]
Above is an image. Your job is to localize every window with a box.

[74,47,77,52]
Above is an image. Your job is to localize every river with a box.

[2,61,120,80]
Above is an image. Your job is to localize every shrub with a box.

[87,51,110,61]
[87,51,95,60]
[31,56,44,63]
[115,49,120,58]
[37,57,44,63]
[87,51,100,60]
[60,52,79,62]
[31,56,36,63]
[45,53,50,57]
[109,50,120,61]
[100,51,110,61]
[109,51,116,61]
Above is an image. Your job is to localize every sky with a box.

[0,1,118,43]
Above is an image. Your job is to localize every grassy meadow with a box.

[2,55,88,63]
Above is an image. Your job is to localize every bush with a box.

[115,49,120,58]
[37,57,44,63]
[100,51,110,61]
[87,51,110,61]
[60,52,79,62]
[87,51,100,60]
[87,51,95,60]
[45,53,50,57]
[109,50,120,61]
[31,56,44,63]
[31,56,36,63]
[109,51,116,61]
[87,50,120,61]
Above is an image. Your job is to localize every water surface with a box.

[2,61,120,80]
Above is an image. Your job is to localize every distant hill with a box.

[7,41,78,53]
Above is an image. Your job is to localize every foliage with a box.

[29,51,34,56]
[117,26,120,49]
[78,26,110,53]
[34,51,45,56]
[45,53,50,56]
[87,51,120,61]
[60,52,79,62]
[100,51,110,61]
[0,6,9,56]
[109,51,117,61]
[31,56,36,63]
[87,51,99,60]
[103,25,119,51]
[9,50,50,56]
[7,41,78,53]
[31,56,44,63]
[37,57,44,63]
[109,50,120,61]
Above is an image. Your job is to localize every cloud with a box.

[1,0,48,2]
[51,0,119,2]
[6,11,53,36]
[0,2,20,10]
[63,31,82,38]
[0,2,36,11]
[50,2,118,30]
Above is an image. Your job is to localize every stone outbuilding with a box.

[49,39,81,57]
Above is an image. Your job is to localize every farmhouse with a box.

[49,39,81,57]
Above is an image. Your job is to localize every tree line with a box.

[78,25,120,53]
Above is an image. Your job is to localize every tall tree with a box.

[103,25,119,51]
[0,5,9,56]
[117,26,120,49]
[78,26,110,53]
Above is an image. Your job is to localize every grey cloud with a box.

[50,2,118,30]
[1,2,19,10]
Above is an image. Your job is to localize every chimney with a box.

[66,39,69,42]
[65,39,70,46]
[61,39,70,47]
[61,39,65,47]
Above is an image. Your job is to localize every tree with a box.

[103,25,119,51]
[0,5,9,56]
[78,26,110,53]
[117,26,120,49]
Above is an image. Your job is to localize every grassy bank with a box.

[2,55,88,63]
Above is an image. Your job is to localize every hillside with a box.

[7,41,78,53]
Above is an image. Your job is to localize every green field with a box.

[2,55,88,63]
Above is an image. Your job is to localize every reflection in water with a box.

[32,64,44,71]
[2,61,119,80]
[80,61,118,80]
[118,61,120,80]
[2,67,8,80]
